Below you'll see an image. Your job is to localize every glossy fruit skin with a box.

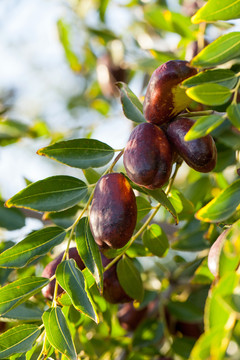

[101,254,132,304]
[166,117,217,172]
[89,173,137,249]
[42,247,85,300]
[117,302,148,331]
[123,123,173,189]
[143,60,197,125]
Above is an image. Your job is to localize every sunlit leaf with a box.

[227,103,240,130]
[182,69,237,89]
[56,259,98,322]
[75,218,103,291]
[192,0,240,23]
[0,324,40,359]
[0,226,66,268]
[37,139,114,169]
[184,114,225,141]
[116,82,145,123]
[196,179,240,222]
[186,84,232,106]
[0,277,49,315]
[6,176,88,212]
[142,224,169,257]
[42,307,77,360]
[117,255,144,302]
[191,32,240,68]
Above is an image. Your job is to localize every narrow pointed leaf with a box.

[37,139,114,169]
[192,0,240,23]
[196,179,240,223]
[182,69,237,89]
[143,224,169,257]
[0,277,49,316]
[6,176,88,212]
[56,259,98,322]
[0,324,40,359]
[0,303,43,321]
[75,218,103,291]
[0,227,66,268]
[191,32,240,68]
[117,256,144,302]
[184,114,225,141]
[42,307,77,360]
[0,201,25,230]
[116,82,145,123]
[227,103,240,130]
[186,84,231,106]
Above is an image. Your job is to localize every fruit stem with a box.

[232,76,240,104]
[36,330,46,360]
[181,110,224,117]
[108,149,124,172]
[104,162,181,272]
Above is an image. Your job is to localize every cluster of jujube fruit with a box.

[124,60,217,190]
[42,59,218,328]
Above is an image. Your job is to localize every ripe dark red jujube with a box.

[89,173,137,249]
[123,122,173,189]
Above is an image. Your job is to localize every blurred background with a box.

[0,0,239,240]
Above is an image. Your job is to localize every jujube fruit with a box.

[143,60,197,125]
[166,117,217,172]
[123,123,173,189]
[101,254,132,304]
[42,247,85,300]
[89,173,137,249]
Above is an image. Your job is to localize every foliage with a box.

[0,0,240,359]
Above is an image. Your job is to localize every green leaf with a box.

[184,114,225,141]
[191,32,240,68]
[205,272,238,330]
[116,82,146,123]
[189,326,229,360]
[0,324,40,359]
[227,103,240,130]
[192,0,240,23]
[0,201,25,230]
[142,224,169,257]
[0,226,66,268]
[75,218,103,291]
[0,303,43,321]
[145,188,179,224]
[186,84,232,106]
[56,259,98,322]
[144,6,194,39]
[172,337,195,359]
[0,277,49,316]
[117,255,144,302]
[168,189,194,216]
[99,0,109,21]
[136,197,152,222]
[57,20,81,73]
[6,176,88,212]
[83,168,101,184]
[182,69,237,89]
[37,139,114,169]
[42,307,77,360]
[196,179,240,223]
